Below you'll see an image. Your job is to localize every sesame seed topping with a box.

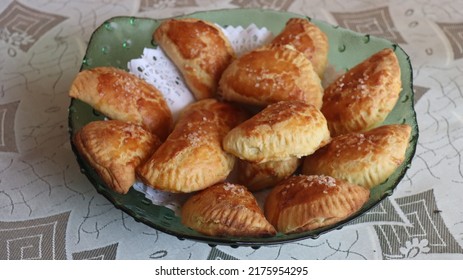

[303,175,337,188]
[222,183,245,195]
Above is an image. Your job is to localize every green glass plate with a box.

[68,8,418,247]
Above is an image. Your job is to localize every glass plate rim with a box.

[68,8,419,247]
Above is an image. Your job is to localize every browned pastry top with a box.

[302,124,412,188]
[154,18,235,100]
[321,48,401,136]
[264,175,370,233]
[271,18,329,78]
[73,120,161,194]
[69,66,173,140]
[137,99,248,193]
[218,45,323,108]
[181,182,276,237]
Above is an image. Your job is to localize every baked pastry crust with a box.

[302,124,411,188]
[236,157,301,192]
[321,48,402,137]
[218,45,323,108]
[223,100,330,163]
[264,175,370,233]
[137,99,247,193]
[181,182,276,237]
[73,120,162,194]
[271,18,329,78]
[154,18,235,100]
[69,66,173,140]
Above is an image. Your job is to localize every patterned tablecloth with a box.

[0,0,462,260]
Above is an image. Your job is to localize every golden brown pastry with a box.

[321,48,402,137]
[153,18,235,100]
[137,99,247,193]
[270,18,329,78]
[69,66,173,140]
[264,175,370,233]
[236,157,301,192]
[223,100,330,163]
[302,124,411,189]
[73,120,162,194]
[218,45,323,108]
[181,182,276,237]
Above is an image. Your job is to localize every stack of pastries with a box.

[70,17,412,238]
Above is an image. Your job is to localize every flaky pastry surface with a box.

[218,45,323,108]
[264,175,369,233]
[321,48,402,136]
[73,120,161,194]
[69,66,173,140]
[154,18,235,100]
[271,18,329,78]
[302,124,411,188]
[236,157,301,192]
[181,182,276,237]
[223,100,330,163]
[137,99,247,193]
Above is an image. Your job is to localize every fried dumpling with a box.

[302,124,412,189]
[73,120,162,194]
[181,182,277,237]
[137,99,247,193]
[264,175,370,233]
[270,17,329,78]
[321,48,402,137]
[69,66,173,140]
[223,100,330,163]
[236,157,301,192]
[218,45,323,108]
[154,18,235,100]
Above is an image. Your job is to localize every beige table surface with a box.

[1,0,462,260]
